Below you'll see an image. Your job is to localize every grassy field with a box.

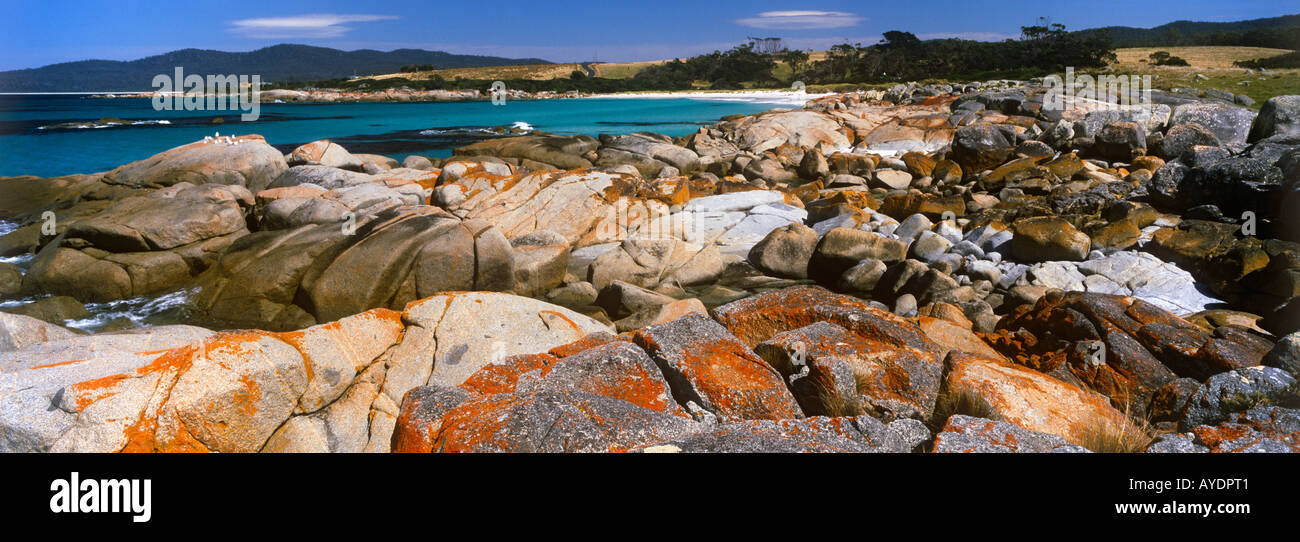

[367,63,583,82]
[590,60,670,79]
[1112,46,1292,69]
[1103,46,1298,108]
[356,45,1297,104]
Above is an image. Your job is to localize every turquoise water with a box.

[0,95,777,178]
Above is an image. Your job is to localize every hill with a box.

[0,44,552,92]
[1075,13,1300,49]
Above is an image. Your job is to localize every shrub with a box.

[1149,51,1190,66]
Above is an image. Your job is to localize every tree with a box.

[779,49,810,81]
[1162,27,1184,46]
[880,31,921,48]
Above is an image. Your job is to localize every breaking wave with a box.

[64,289,196,332]
[37,119,172,130]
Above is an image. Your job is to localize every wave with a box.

[0,253,34,268]
[37,119,172,131]
[415,122,534,137]
[418,127,501,136]
[64,288,195,332]
[0,294,44,310]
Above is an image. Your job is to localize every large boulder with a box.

[0,313,79,353]
[401,389,699,452]
[808,228,909,284]
[596,133,700,175]
[755,321,943,419]
[1011,216,1090,262]
[1168,102,1256,151]
[101,135,288,193]
[0,309,403,452]
[192,207,516,329]
[447,169,644,248]
[0,173,105,220]
[0,292,611,453]
[1178,366,1297,431]
[932,415,1090,453]
[950,123,1015,173]
[987,291,1273,416]
[943,351,1138,446]
[268,165,377,190]
[731,111,851,154]
[632,314,804,421]
[1156,123,1222,161]
[1093,121,1147,162]
[631,415,913,453]
[711,286,942,356]
[1176,406,1300,453]
[510,230,570,298]
[22,183,253,303]
[454,134,598,170]
[586,238,722,290]
[286,140,364,170]
[1247,95,1300,143]
[748,223,817,279]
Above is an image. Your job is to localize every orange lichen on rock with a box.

[546,332,630,358]
[943,351,1138,447]
[711,285,941,354]
[458,353,560,395]
[633,313,803,421]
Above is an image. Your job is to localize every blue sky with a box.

[0,0,1295,70]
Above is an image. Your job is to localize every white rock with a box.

[681,190,785,213]
[894,213,932,241]
[748,203,808,223]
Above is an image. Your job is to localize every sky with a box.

[0,0,1295,70]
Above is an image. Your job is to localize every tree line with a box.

[266,23,1118,94]
[632,23,1116,86]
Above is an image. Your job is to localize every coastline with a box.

[63,88,835,107]
[585,89,834,107]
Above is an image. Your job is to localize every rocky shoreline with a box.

[2,80,1299,453]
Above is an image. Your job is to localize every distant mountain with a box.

[0,44,553,92]
[1074,13,1300,49]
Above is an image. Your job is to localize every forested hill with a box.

[0,44,552,92]
[1074,13,1300,49]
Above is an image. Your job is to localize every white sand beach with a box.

[585,89,833,107]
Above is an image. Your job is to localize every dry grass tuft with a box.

[1077,418,1154,454]
[1077,398,1155,454]
[928,386,1001,431]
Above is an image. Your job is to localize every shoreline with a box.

[584,89,834,107]
[24,88,835,108]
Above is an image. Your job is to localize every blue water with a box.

[0,94,778,178]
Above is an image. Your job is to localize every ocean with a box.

[0,94,782,178]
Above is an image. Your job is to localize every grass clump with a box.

[1078,398,1155,453]
[1078,418,1154,454]
[927,386,1001,432]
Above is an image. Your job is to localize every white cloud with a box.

[735,10,863,30]
[230,14,398,39]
